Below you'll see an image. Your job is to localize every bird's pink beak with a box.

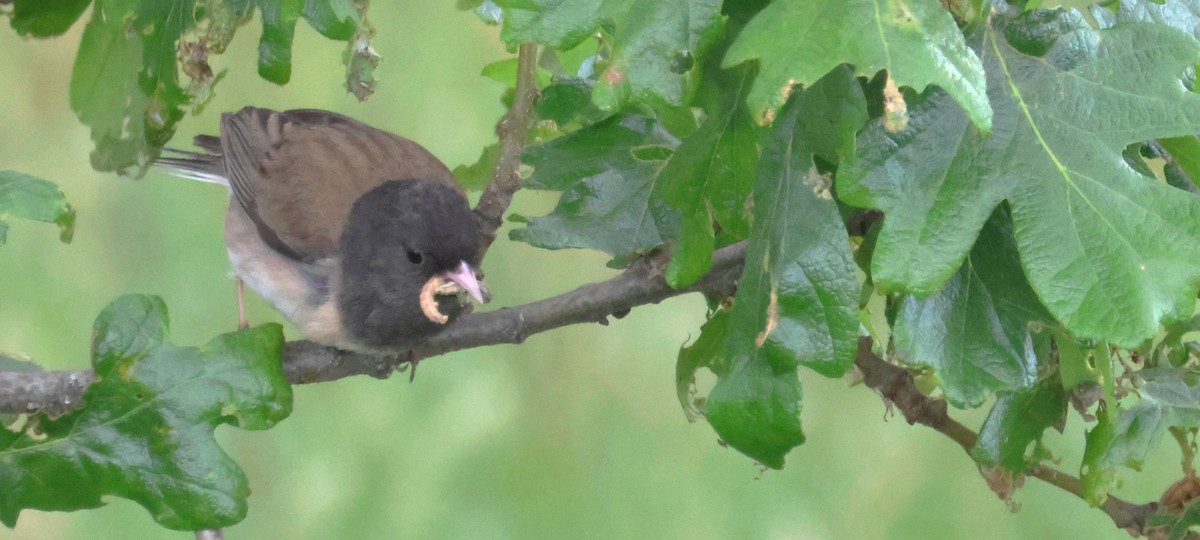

[442,261,487,304]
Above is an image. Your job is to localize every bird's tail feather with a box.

[154,140,228,186]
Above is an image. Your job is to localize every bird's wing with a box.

[219,107,459,262]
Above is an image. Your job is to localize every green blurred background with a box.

[0,2,1172,538]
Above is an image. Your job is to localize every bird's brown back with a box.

[219,107,459,262]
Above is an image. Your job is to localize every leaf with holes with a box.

[1105,369,1200,471]
[972,375,1067,474]
[69,0,194,174]
[598,0,725,107]
[67,0,370,173]
[0,295,291,530]
[1083,367,1200,504]
[839,7,1200,347]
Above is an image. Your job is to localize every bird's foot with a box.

[235,278,249,330]
[405,350,422,383]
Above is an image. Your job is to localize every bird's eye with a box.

[406,250,423,264]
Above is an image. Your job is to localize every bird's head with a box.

[336,179,486,349]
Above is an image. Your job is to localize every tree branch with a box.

[285,243,743,383]
[0,242,746,406]
[0,370,93,417]
[853,337,1158,536]
[474,42,539,256]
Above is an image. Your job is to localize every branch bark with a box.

[474,42,539,257]
[0,370,94,417]
[0,242,746,405]
[285,242,745,383]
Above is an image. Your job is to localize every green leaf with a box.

[509,114,680,262]
[1057,336,1100,390]
[704,79,861,469]
[481,57,522,86]
[536,79,607,130]
[600,0,725,107]
[1161,136,1200,193]
[789,66,870,167]
[495,0,630,50]
[461,0,503,25]
[0,171,76,244]
[453,143,500,191]
[9,0,91,37]
[705,357,805,469]
[839,8,1200,347]
[893,210,1050,408]
[0,295,291,530]
[972,375,1066,473]
[1159,314,1200,367]
[303,0,359,40]
[660,64,760,288]
[258,0,305,84]
[722,0,991,130]
[662,63,867,289]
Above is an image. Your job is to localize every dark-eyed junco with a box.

[156,107,487,351]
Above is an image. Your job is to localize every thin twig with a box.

[474,42,539,257]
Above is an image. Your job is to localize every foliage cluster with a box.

[6,0,1200,536]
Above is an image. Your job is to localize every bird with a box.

[155,106,488,352]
